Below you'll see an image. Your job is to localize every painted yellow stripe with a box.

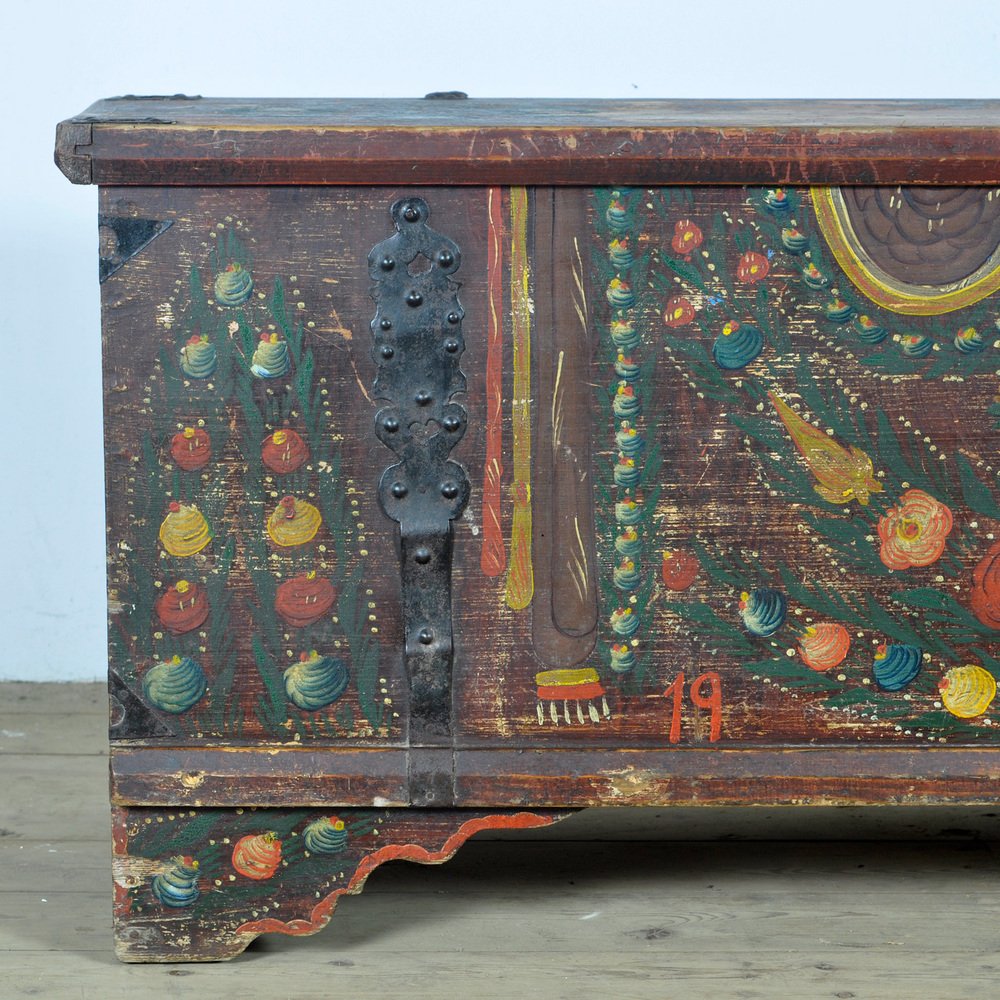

[812,186,1000,316]
[535,668,601,687]
[506,186,534,611]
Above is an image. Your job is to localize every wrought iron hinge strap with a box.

[369,197,469,747]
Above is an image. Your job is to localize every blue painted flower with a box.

[610,606,640,637]
[763,188,793,214]
[739,588,787,637]
[612,382,641,419]
[802,262,828,290]
[854,315,887,344]
[954,326,986,354]
[781,227,809,254]
[606,277,635,310]
[610,643,636,673]
[825,299,856,324]
[152,857,201,908]
[615,498,643,525]
[608,238,634,269]
[613,558,642,591]
[611,320,640,353]
[900,334,934,358]
[713,321,763,370]
[615,422,645,458]
[614,352,641,382]
[614,527,642,558]
[613,455,641,490]
[872,644,922,691]
[605,196,629,233]
[143,656,207,714]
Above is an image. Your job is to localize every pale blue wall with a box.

[2,0,997,680]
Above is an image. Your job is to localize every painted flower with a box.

[671,219,703,258]
[662,550,699,591]
[231,832,282,880]
[876,489,953,570]
[739,588,787,637]
[736,251,770,283]
[663,296,696,328]
[606,277,635,310]
[970,540,1000,629]
[955,326,985,354]
[873,643,922,691]
[939,664,997,719]
[798,622,850,672]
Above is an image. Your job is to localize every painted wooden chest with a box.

[56,96,1000,961]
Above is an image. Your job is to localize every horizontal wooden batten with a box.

[111,745,1000,809]
[56,97,1000,186]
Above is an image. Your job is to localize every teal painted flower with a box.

[213,262,253,306]
[781,227,809,254]
[825,298,856,323]
[954,326,985,354]
[610,605,640,637]
[763,188,792,214]
[143,656,207,714]
[900,334,934,358]
[607,277,635,310]
[284,651,349,712]
[713,321,763,370]
[180,335,218,379]
[854,315,887,344]
[615,422,644,457]
[304,816,349,855]
[608,238,634,269]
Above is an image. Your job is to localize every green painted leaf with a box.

[956,453,1000,519]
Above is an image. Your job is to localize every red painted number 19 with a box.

[663,672,722,744]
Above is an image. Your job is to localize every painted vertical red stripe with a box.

[481,186,506,577]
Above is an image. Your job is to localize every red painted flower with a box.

[662,550,699,591]
[736,251,770,283]
[877,489,954,570]
[798,622,850,672]
[169,426,211,471]
[663,296,696,328]
[671,219,703,258]
[970,540,1000,629]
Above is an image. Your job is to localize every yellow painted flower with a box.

[940,665,997,719]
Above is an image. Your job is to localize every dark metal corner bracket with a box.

[369,197,469,746]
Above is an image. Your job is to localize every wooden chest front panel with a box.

[102,183,1000,776]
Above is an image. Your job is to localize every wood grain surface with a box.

[56,98,1000,186]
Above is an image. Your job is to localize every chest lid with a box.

[56,95,1000,187]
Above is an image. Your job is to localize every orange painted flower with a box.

[970,540,1000,629]
[231,832,282,881]
[798,622,850,672]
[671,219,703,257]
[877,489,953,570]
[737,251,770,283]
[663,296,696,328]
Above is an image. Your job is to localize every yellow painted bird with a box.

[769,390,882,506]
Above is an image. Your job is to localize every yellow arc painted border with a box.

[811,186,1000,316]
